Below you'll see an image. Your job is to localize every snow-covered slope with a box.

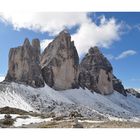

[1,82,140,121]
[0,84,35,111]
[134,89,140,93]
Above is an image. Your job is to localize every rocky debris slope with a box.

[113,75,127,96]
[41,30,79,90]
[1,82,140,121]
[78,47,114,95]
[5,38,44,88]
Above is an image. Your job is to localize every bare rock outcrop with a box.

[41,30,79,90]
[5,38,44,88]
[78,47,114,95]
[113,75,127,96]
[125,88,140,97]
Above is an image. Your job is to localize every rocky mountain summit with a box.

[5,38,44,88]
[41,30,79,90]
[78,47,114,95]
[4,30,126,95]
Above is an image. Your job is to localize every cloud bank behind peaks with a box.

[0,12,89,34]
[72,16,123,54]
[0,12,124,55]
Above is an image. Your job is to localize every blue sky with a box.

[0,12,140,88]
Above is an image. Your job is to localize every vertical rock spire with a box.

[78,46,114,94]
[41,30,79,90]
[5,38,44,88]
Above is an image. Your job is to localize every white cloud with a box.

[130,78,140,82]
[134,24,140,31]
[0,76,5,82]
[105,50,136,61]
[0,12,124,54]
[0,12,89,35]
[72,16,123,54]
[115,50,136,60]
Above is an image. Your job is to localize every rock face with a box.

[125,88,140,98]
[78,47,114,95]
[112,75,127,96]
[5,38,44,88]
[41,30,79,90]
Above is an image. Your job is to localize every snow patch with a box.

[13,116,52,127]
[78,120,104,123]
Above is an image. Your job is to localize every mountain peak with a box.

[41,29,79,90]
[32,38,40,48]
[58,29,70,37]
[5,38,44,88]
[88,46,100,55]
[79,46,114,95]
[23,38,30,47]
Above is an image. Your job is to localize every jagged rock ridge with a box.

[125,88,140,98]
[41,30,79,90]
[5,38,44,88]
